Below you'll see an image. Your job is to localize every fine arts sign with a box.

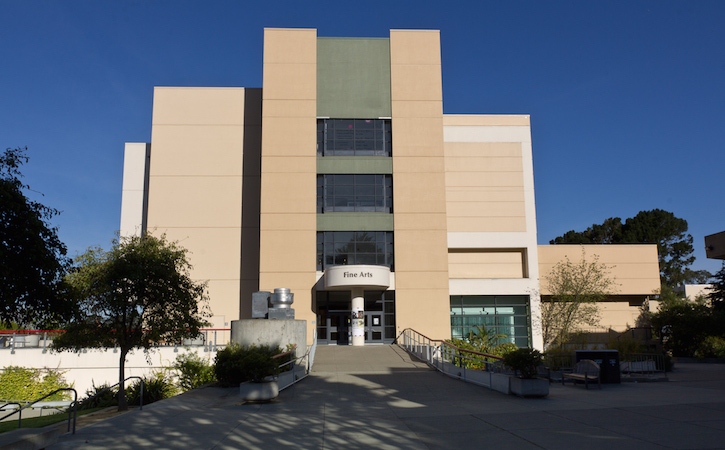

[324,265,391,289]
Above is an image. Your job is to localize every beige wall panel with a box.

[390,65,442,101]
[448,251,524,264]
[259,173,316,214]
[394,271,450,290]
[443,115,530,127]
[449,263,523,279]
[444,142,521,157]
[394,213,447,230]
[537,245,660,296]
[391,100,442,118]
[152,87,245,126]
[147,177,241,228]
[445,188,524,203]
[446,201,525,218]
[597,302,644,331]
[258,272,317,296]
[262,64,317,100]
[395,230,449,272]
[149,126,244,176]
[148,228,241,280]
[392,118,444,147]
[391,156,446,173]
[263,28,317,64]
[393,172,447,213]
[205,279,243,324]
[262,100,316,118]
[445,156,524,173]
[395,288,451,339]
[389,30,441,64]
[447,216,527,233]
[259,213,316,231]
[261,156,318,173]
[261,117,317,155]
[394,144,447,158]
[446,172,524,188]
[259,231,316,273]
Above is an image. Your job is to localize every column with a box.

[351,287,365,346]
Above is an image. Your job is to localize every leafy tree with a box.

[708,263,725,312]
[52,234,211,411]
[550,209,710,287]
[650,285,725,357]
[1,147,74,327]
[540,248,616,349]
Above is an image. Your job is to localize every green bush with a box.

[173,351,216,391]
[502,348,544,379]
[695,336,725,359]
[127,372,178,406]
[78,382,118,410]
[214,343,282,385]
[0,366,71,401]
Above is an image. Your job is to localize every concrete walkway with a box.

[50,345,725,449]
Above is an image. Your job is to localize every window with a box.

[317,231,394,271]
[450,295,531,347]
[317,119,391,156]
[317,174,392,213]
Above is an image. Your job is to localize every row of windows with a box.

[317,119,392,156]
[316,231,394,271]
[450,295,531,347]
[316,174,393,213]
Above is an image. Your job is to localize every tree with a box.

[541,248,617,349]
[708,263,725,312]
[550,209,710,287]
[52,234,211,410]
[0,147,74,327]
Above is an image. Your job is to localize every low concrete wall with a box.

[231,320,307,358]
[0,346,217,397]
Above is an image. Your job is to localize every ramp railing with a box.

[398,328,508,390]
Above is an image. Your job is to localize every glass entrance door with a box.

[364,312,384,343]
[327,311,350,345]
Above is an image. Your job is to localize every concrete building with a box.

[120,28,660,350]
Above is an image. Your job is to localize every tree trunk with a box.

[118,349,128,411]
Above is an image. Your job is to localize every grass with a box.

[0,407,104,434]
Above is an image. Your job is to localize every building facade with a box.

[120,28,659,349]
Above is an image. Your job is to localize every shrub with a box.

[78,382,118,410]
[127,372,178,406]
[214,343,282,385]
[0,366,71,401]
[695,336,725,359]
[502,348,544,379]
[173,351,216,391]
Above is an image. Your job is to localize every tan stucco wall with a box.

[538,244,660,332]
[448,250,525,279]
[390,30,451,340]
[443,116,528,233]
[147,87,247,328]
[258,28,319,343]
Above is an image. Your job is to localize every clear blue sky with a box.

[2,0,724,275]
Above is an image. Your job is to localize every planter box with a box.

[239,380,279,402]
[509,377,549,398]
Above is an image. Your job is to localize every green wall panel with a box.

[317,38,391,119]
[317,156,393,174]
[317,213,394,231]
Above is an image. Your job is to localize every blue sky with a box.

[2,0,724,275]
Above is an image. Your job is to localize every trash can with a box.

[576,350,620,383]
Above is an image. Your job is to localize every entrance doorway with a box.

[316,290,395,345]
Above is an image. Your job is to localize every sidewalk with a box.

[50,345,725,449]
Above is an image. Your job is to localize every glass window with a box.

[317,231,394,271]
[317,174,393,213]
[317,119,392,157]
[449,295,531,347]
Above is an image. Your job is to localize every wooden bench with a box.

[562,359,601,389]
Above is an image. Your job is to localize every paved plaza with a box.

[48,345,725,449]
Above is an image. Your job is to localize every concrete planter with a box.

[509,377,549,398]
[239,380,279,402]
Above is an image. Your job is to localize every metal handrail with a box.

[398,328,507,389]
[0,387,78,433]
[277,331,317,391]
[71,376,144,434]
